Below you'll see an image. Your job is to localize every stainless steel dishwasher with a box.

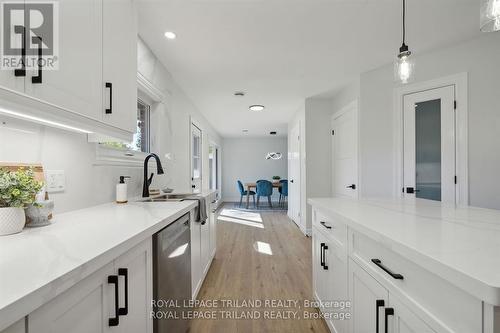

[153,212,191,333]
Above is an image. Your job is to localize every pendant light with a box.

[480,0,500,32]
[395,0,414,84]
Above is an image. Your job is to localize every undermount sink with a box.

[137,193,194,202]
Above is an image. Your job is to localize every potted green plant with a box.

[0,167,43,236]
[272,176,281,184]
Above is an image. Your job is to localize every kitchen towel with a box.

[185,195,207,224]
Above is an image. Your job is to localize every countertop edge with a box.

[0,193,216,331]
[307,197,500,306]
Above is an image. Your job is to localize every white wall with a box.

[222,137,287,202]
[359,32,500,209]
[0,38,221,214]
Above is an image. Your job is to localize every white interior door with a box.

[403,86,456,204]
[191,123,202,193]
[332,103,358,198]
[288,122,301,224]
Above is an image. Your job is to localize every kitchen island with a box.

[309,197,500,333]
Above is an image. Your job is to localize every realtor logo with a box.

[1,1,59,70]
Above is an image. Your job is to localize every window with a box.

[100,99,150,153]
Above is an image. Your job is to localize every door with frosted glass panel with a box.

[403,86,456,203]
[191,124,202,193]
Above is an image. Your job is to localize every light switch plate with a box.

[46,170,65,193]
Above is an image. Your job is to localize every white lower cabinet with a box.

[312,227,348,333]
[28,239,152,333]
[388,296,436,333]
[348,258,388,333]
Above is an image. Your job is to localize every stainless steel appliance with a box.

[153,212,191,333]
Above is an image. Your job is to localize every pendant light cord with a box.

[402,0,406,45]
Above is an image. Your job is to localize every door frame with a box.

[393,73,468,206]
[331,100,360,198]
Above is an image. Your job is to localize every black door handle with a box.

[346,184,356,189]
[371,259,404,280]
[321,243,328,270]
[376,299,385,333]
[118,268,128,316]
[320,221,333,229]
[192,185,196,188]
[108,275,119,326]
[31,36,42,84]
[385,307,394,333]
[105,82,113,114]
[14,25,26,77]
[290,179,294,183]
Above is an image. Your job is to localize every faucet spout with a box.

[142,153,164,197]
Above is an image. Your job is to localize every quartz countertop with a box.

[0,191,215,330]
[308,197,500,306]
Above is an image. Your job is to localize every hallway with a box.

[188,205,330,333]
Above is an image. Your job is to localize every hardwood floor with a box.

[188,204,330,333]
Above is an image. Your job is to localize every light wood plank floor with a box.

[188,204,330,333]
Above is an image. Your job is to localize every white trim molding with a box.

[393,72,469,206]
[137,72,167,103]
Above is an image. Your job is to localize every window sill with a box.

[93,145,147,167]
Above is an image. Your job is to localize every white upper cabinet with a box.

[102,0,137,133]
[24,0,103,122]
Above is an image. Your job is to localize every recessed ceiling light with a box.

[249,105,265,112]
[234,91,245,97]
[164,31,177,40]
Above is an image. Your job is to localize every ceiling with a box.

[137,0,480,138]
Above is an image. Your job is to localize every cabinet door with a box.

[349,259,389,333]
[324,238,348,333]
[24,0,102,121]
[209,200,217,258]
[312,228,327,302]
[200,207,211,274]
[28,262,114,333]
[102,0,137,132]
[387,297,436,333]
[114,239,153,333]
[191,216,201,298]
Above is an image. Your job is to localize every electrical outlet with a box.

[46,170,65,193]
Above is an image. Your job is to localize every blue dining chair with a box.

[256,180,273,208]
[279,179,288,206]
[237,180,255,207]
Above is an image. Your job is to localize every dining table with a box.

[244,182,282,209]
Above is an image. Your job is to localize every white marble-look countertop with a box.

[308,197,500,306]
[0,191,215,330]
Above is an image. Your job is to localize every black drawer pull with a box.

[320,221,333,229]
[371,259,404,280]
[108,275,119,326]
[118,268,128,316]
[31,36,43,83]
[105,82,113,114]
[376,299,384,333]
[320,243,324,267]
[385,307,394,333]
[321,243,328,270]
[14,25,26,77]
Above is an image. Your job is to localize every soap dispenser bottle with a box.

[116,176,130,204]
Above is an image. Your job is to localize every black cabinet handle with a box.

[376,299,385,333]
[14,25,26,77]
[371,259,404,280]
[105,82,112,114]
[118,268,128,316]
[108,275,119,327]
[320,221,333,229]
[321,243,328,270]
[320,243,324,267]
[346,184,356,189]
[384,307,394,333]
[31,36,42,84]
